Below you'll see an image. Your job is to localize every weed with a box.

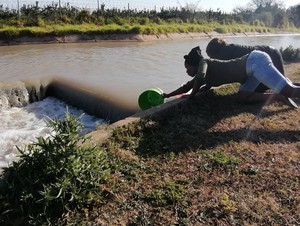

[219,193,237,212]
[198,150,239,172]
[140,181,185,206]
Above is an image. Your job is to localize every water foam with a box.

[0,97,106,170]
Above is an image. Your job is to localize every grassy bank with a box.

[1,22,298,41]
[0,62,299,225]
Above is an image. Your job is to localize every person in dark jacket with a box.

[162,46,299,108]
[205,37,286,92]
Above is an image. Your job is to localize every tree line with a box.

[0,0,299,28]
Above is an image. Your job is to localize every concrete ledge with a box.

[0,31,278,46]
[87,97,185,145]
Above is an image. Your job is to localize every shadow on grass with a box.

[109,90,298,157]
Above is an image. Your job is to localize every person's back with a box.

[216,43,255,60]
[206,38,285,92]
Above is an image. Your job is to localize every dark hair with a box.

[206,37,227,58]
[184,46,203,66]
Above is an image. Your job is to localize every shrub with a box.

[75,10,92,23]
[153,17,163,25]
[0,27,20,39]
[130,25,143,34]
[214,26,228,33]
[139,17,150,25]
[281,45,300,62]
[0,113,110,225]
[113,16,126,26]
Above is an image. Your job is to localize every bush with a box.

[138,17,150,25]
[113,15,126,26]
[153,17,163,25]
[75,10,92,23]
[130,25,143,34]
[0,113,110,225]
[214,26,228,33]
[0,27,20,40]
[281,45,300,62]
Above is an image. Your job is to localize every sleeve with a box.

[181,79,195,92]
[197,59,208,78]
[189,59,207,98]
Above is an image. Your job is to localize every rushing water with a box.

[1,33,300,169]
[0,97,105,169]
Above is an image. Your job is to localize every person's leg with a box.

[249,50,300,98]
[279,84,300,98]
[237,90,298,107]
[238,75,293,106]
[239,74,260,92]
[254,46,285,93]
[266,47,285,75]
[239,50,299,107]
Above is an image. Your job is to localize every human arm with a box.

[163,79,195,98]
[163,59,208,99]
[188,59,208,99]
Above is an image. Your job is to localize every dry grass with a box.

[71,62,300,225]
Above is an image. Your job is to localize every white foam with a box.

[0,97,106,170]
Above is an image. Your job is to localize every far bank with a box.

[1,30,299,46]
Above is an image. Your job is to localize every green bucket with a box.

[138,88,164,110]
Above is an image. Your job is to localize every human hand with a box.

[181,94,195,101]
[180,94,190,98]
[162,93,169,98]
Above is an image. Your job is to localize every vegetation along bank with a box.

[1,0,300,44]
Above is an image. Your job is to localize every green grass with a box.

[0,22,291,40]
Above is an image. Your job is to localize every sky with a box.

[115,0,300,12]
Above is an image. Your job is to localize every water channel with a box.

[1,33,300,169]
